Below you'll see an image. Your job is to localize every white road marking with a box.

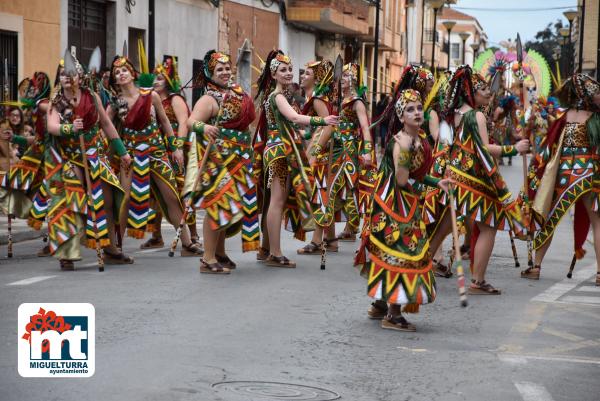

[79,262,100,268]
[135,248,166,254]
[531,263,596,304]
[498,354,528,365]
[576,286,600,293]
[514,381,555,401]
[7,276,57,286]
[501,353,600,365]
[560,296,600,305]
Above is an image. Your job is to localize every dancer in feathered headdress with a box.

[253,50,338,267]
[522,73,600,284]
[138,56,199,251]
[424,65,530,295]
[356,88,453,331]
[107,51,203,258]
[184,49,257,274]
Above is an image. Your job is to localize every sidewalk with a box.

[0,215,47,245]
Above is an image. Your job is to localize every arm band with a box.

[501,145,518,157]
[167,135,182,152]
[11,135,28,147]
[110,138,128,157]
[60,124,74,136]
[310,116,327,127]
[396,148,411,169]
[423,175,441,188]
[192,121,205,134]
[363,141,373,151]
[310,143,323,157]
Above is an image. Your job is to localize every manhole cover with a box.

[212,381,340,400]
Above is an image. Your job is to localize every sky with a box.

[452,0,578,47]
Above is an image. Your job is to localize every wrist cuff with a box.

[192,121,205,134]
[501,145,518,157]
[110,138,128,157]
[423,175,441,188]
[310,116,327,127]
[167,136,182,152]
[11,135,27,147]
[60,124,74,136]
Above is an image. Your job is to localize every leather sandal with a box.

[216,254,236,269]
[199,259,230,274]
[37,245,51,257]
[433,259,453,278]
[368,300,388,320]
[181,242,204,257]
[104,250,134,265]
[521,265,541,280]
[140,236,164,249]
[381,314,416,332]
[257,247,270,262]
[59,259,75,271]
[265,255,296,268]
[297,241,322,255]
[337,231,357,242]
[324,238,339,252]
[469,280,501,295]
[596,272,600,287]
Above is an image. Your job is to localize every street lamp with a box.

[428,0,446,70]
[442,20,456,70]
[470,42,479,60]
[563,9,578,77]
[458,32,470,65]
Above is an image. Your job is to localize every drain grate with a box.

[212,381,340,400]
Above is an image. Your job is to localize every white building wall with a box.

[279,20,316,80]
[155,0,219,102]
[406,1,421,64]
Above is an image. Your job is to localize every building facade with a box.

[572,0,599,79]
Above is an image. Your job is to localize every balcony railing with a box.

[424,29,439,43]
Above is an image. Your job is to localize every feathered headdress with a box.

[154,56,181,93]
[498,94,519,111]
[192,50,232,97]
[442,65,487,123]
[19,72,51,109]
[343,63,367,98]
[554,73,600,111]
[255,49,289,102]
[306,60,334,97]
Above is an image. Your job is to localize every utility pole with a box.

[372,0,380,119]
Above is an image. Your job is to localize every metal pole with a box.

[431,8,438,70]
[447,28,453,70]
[462,38,466,64]
[597,2,600,79]
[568,21,573,76]
[420,0,425,64]
[579,0,585,73]
[372,0,380,119]
[148,0,155,71]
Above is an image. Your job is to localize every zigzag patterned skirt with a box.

[122,123,181,239]
[534,148,600,249]
[44,144,124,259]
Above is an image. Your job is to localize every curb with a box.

[0,228,47,245]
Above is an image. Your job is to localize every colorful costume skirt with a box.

[122,122,181,238]
[185,129,244,236]
[534,147,600,249]
[44,140,124,259]
[364,174,436,306]
[262,125,313,241]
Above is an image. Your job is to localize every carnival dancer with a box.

[356,89,452,331]
[492,94,523,166]
[139,57,200,249]
[45,57,133,270]
[1,72,53,256]
[336,63,375,241]
[186,50,256,274]
[296,59,340,255]
[426,66,529,295]
[253,50,338,267]
[107,55,203,256]
[527,96,559,156]
[521,74,600,285]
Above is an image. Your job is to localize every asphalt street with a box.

[1,156,599,401]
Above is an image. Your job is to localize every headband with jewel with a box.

[270,53,292,74]
[207,52,231,76]
[415,67,434,94]
[395,89,422,118]
[471,72,488,91]
[154,56,181,93]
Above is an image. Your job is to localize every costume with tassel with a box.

[357,90,437,310]
[185,50,257,250]
[526,74,600,260]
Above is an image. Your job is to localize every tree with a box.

[525,19,566,81]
